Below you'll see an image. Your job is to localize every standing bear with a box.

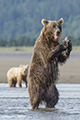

[28,18,72,109]
[7,64,29,88]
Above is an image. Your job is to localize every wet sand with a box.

[0,50,80,83]
[59,60,80,83]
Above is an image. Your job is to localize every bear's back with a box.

[7,67,18,78]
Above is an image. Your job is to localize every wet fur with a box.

[28,19,72,109]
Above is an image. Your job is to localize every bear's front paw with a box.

[60,44,67,52]
[68,40,72,52]
[62,37,72,53]
[62,37,70,47]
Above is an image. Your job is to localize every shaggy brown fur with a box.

[28,18,72,109]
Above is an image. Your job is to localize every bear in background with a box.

[7,64,29,88]
[28,18,72,109]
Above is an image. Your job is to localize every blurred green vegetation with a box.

[0,0,80,45]
[0,36,36,47]
[0,35,80,47]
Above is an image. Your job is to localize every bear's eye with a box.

[53,25,56,28]
[58,26,61,31]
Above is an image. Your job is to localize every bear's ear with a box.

[19,64,23,67]
[58,18,64,25]
[26,65,29,68]
[41,19,49,26]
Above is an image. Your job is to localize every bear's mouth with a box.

[54,34,59,40]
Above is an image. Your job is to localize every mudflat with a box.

[0,50,80,83]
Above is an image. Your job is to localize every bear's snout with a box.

[57,31,60,36]
[24,70,26,73]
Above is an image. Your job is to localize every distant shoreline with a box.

[0,50,80,83]
[0,60,80,84]
[0,49,80,61]
[0,46,80,51]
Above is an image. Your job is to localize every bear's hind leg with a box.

[17,78,22,88]
[8,78,13,87]
[45,84,59,108]
[13,79,17,87]
[28,83,41,109]
[31,95,40,109]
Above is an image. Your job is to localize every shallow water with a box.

[0,83,80,120]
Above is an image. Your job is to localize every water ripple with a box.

[0,83,80,120]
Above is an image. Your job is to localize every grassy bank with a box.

[72,46,80,50]
[0,46,80,51]
[0,46,33,51]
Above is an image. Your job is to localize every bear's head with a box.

[19,64,29,76]
[41,18,63,41]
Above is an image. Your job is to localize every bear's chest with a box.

[46,58,58,83]
[49,58,58,73]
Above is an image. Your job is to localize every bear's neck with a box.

[40,31,59,48]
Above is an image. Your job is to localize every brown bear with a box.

[28,18,72,109]
[7,64,29,88]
